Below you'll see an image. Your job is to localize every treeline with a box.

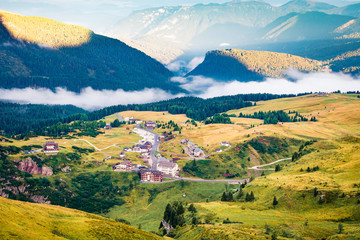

[238,110,317,124]
[1,93,305,137]
[204,113,232,124]
[0,102,87,135]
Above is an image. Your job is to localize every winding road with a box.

[248,158,291,171]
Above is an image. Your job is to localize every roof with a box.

[194,148,201,152]
[158,161,176,169]
[45,141,58,145]
[119,161,133,166]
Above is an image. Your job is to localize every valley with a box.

[1,0,360,239]
[1,93,360,239]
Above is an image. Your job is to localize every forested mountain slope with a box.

[187,49,323,81]
[0,11,179,92]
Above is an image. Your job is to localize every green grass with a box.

[0,196,163,240]
[106,180,233,231]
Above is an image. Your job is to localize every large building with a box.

[145,120,157,129]
[43,141,59,155]
[113,161,134,172]
[140,170,163,182]
[157,158,179,177]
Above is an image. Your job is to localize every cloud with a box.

[0,87,184,110]
[1,70,359,111]
[182,70,360,98]
[166,56,204,75]
[186,56,204,71]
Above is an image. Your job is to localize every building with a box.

[43,141,59,155]
[129,119,142,124]
[133,144,142,153]
[144,141,152,150]
[193,148,202,157]
[140,145,149,153]
[220,141,230,147]
[104,124,112,129]
[157,158,179,177]
[120,151,126,158]
[140,170,163,182]
[123,147,132,152]
[113,161,134,172]
[216,148,222,153]
[145,120,157,128]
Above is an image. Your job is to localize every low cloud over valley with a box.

[1,70,359,110]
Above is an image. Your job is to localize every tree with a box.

[111,119,121,127]
[191,217,199,225]
[275,164,281,172]
[250,191,255,201]
[227,192,234,202]
[313,187,318,197]
[272,196,278,206]
[338,223,344,234]
[164,203,172,222]
[221,192,227,201]
[188,204,197,213]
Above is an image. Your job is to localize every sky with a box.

[1,0,359,33]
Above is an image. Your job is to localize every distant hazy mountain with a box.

[0,11,180,93]
[187,49,323,81]
[279,0,337,12]
[262,11,354,41]
[107,0,360,62]
[329,3,360,18]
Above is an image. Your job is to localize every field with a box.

[0,196,162,240]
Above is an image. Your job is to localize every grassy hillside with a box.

[175,137,360,239]
[0,11,178,92]
[187,49,323,80]
[0,197,162,240]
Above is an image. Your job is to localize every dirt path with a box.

[73,139,121,156]
[248,158,291,171]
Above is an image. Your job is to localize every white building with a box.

[157,158,179,177]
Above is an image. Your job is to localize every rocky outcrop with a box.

[61,166,71,173]
[17,158,53,176]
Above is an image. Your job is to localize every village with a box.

[30,116,245,184]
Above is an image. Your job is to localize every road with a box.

[159,176,248,184]
[248,158,291,171]
[115,113,123,122]
[134,124,160,170]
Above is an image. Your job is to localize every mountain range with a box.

[107,0,360,63]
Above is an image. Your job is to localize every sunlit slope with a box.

[0,11,178,93]
[0,11,91,48]
[187,49,323,81]
[227,93,360,140]
[183,137,360,239]
[0,197,163,240]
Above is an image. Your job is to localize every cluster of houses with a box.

[181,139,204,158]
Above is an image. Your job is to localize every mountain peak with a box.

[281,0,337,10]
